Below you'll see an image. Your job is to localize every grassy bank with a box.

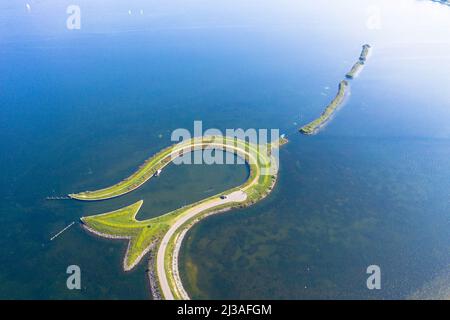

[299,80,349,135]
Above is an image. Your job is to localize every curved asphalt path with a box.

[156,190,247,300]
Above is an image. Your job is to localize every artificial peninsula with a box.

[299,80,349,135]
[71,135,288,300]
[299,44,371,135]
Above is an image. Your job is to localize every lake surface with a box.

[1,0,449,299]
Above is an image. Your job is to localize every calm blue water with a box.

[1,0,449,299]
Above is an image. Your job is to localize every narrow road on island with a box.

[156,190,247,300]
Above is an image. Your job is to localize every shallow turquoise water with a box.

[1,0,450,299]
